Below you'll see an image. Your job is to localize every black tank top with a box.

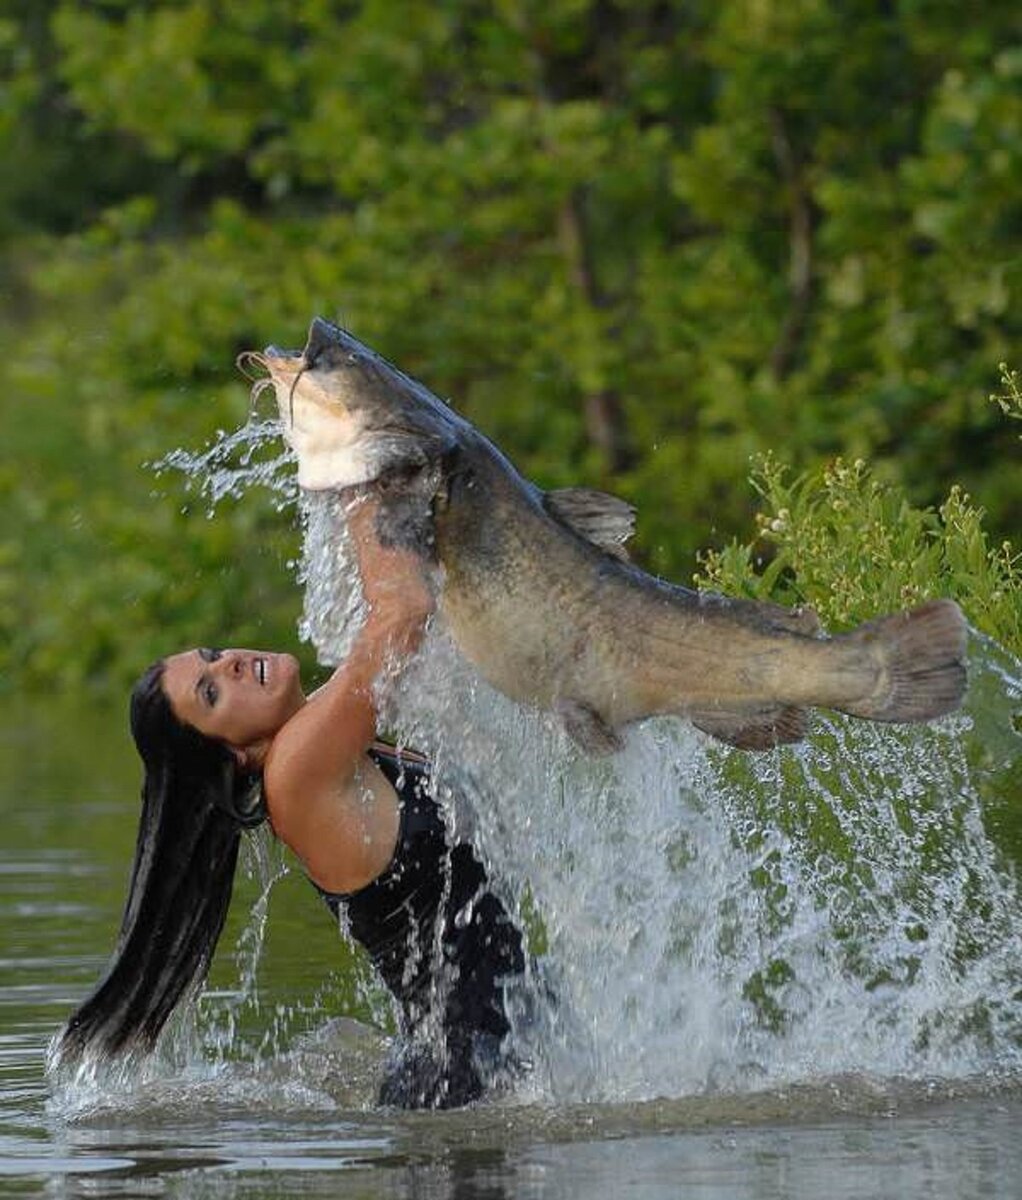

[317,747,526,1043]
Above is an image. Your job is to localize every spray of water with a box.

[298,491,1022,1102]
[53,444,1022,1114]
[154,419,297,512]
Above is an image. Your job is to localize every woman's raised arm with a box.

[262,489,434,890]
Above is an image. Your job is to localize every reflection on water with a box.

[12,1090,1022,1199]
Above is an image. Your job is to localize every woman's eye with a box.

[204,682,218,707]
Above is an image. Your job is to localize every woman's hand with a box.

[263,488,434,889]
[266,489,433,794]
[345,490,435,662]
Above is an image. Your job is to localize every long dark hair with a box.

[57,660,267,1061]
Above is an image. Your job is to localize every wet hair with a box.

[57,660,267,1061]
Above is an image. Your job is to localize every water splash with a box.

[45,827,296,1121]
[65,461,1020,1112]
[194,828,294,1065]
[297,491,367,664]
[155,419,297,511]
[300,493,1022,1103]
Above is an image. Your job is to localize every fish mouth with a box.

[247,317,463,491]
[242,319,359,427]
[237,343,303,377]
[257,345,305,384]
[226,774,267,828]
[238,341,313,431]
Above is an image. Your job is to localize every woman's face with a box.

[162,648,305,755]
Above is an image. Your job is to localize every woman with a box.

[56,492,530,1109]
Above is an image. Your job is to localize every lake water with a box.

[2,629,1022,1198]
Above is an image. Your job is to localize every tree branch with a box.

[768,107,814,382]
[558,186,632,474]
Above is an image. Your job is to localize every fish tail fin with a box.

[836,599,968,723]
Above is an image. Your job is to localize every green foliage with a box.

[1,0,1020,694]
[696,452,1022,656]
[992,361,1022,428]
[695,435,1022,1031]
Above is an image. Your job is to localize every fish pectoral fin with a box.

[691,706,808,751]
[555,698,624,756]
[368,468,441,558]
[544,487,636,561]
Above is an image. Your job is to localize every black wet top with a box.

[317,747,526,1043]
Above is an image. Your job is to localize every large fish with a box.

[251,317,967,752]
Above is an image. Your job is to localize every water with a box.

[299,492,1022,1100]
[4,455,1022,1194]
[155,419,297,513]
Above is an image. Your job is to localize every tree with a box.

[2,0,1018,692]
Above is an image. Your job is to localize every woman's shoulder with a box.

[262,682,376,805]
[271,746,404,894]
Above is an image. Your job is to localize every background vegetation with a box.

[1,0,1020,696]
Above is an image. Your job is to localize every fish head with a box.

[257,317,463,491]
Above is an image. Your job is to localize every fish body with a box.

[260,318,967,752]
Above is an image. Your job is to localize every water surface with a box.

[3,679,1022,1197]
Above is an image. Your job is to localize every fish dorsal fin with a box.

[544,487,636,561]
